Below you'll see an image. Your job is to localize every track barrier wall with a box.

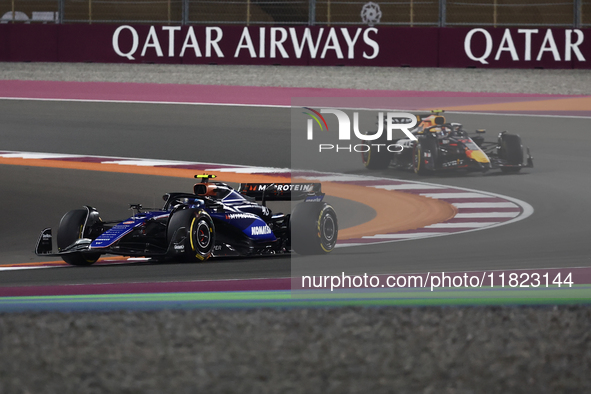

[0,25,590,68]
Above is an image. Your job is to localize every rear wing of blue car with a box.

[238,183,322,201]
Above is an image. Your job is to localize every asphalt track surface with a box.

[1,100,590,287]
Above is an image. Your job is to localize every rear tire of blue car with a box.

[57,209,101,266]
[290,202,338,255]
[168,208,215,262]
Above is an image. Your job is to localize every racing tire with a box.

[413,138,437,175]
[499,134,524,173]
[168,208,215,262]
[290,202,338,255]
[361,141,392,170]
[57,209,101,266]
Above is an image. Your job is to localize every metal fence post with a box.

[183,0,189,25]
[309,0,316,26]
[439,0,446,27]
[574,0,581,28]
[246,0,250,25]
[58,0,64,23]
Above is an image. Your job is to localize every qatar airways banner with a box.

[0,24,589,69]
[441,28,589,68]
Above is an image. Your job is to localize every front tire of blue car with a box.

[57,209,101,266]
[290,202,338,255]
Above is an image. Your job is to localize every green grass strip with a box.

[0,285,590,310]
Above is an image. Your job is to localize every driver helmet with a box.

[430,127,448,137]
[450,123,463,133]
[194,183,218,197]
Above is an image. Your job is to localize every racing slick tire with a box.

[290,202,338,255]
[57,209,101,266]
[413,138,437,175]
[361,141,392,170]
[498,134,524,173]
[168,208,215,262]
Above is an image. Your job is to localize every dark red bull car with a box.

[362,112,533,175]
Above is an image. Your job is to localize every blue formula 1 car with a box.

[35,175,338,266]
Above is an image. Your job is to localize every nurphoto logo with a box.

[303,108,417,153]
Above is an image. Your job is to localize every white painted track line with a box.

[453,202,518,208]
[0,152,83,159]
[207,167,292,173]
[426,222,501,228]
[362,232,446,239]
[421,192,493,199]
[373,184,444,190]
[455,212,520,218]
[302,175,368,182]
[101,160,196,166]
